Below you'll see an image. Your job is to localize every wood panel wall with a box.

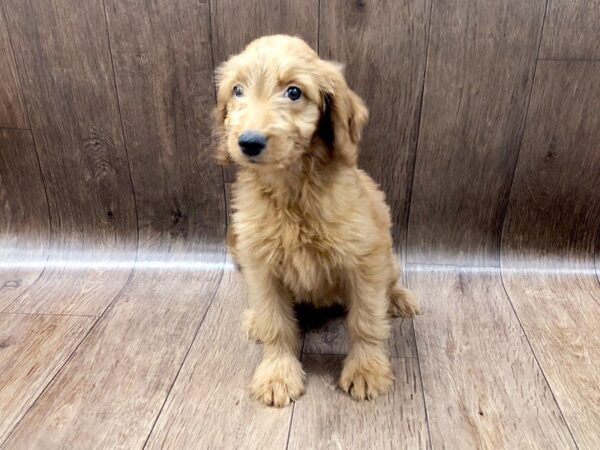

[1,0,598,267]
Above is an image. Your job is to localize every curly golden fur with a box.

[214,35,420,407]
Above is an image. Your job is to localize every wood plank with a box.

[210,0,318,64]
[0,5,27,128]
[2,0,138,314]
[540,0,600,60]
[302,311,417,358]
[319,0,430,249]
[407,0,545,265]
[0,313,94,443]
[0,129,49,311]
[145,268,292,450]
[502,61,600,448]
[502,61,600,266]
[597,240,600,287]
[3,267,224,449]
[409,267,575,448]
[288,355,428,450]
[104,0,225,244]
[502,275,600,449]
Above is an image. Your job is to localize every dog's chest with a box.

[238,203,342,294]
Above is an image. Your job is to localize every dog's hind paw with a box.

[242,309,260,341]
[389,287,421,318]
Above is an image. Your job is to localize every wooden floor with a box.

[0,260,598,449]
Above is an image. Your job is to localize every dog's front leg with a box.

[244,266,304,407]
[340,271,393,400]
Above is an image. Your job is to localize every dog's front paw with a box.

[389,287,421,318]
[242,309,260,341]
[340,353,393,401]
[250,356,305,407]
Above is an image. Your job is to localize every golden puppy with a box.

[214,35,420,407]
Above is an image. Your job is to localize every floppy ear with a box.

[212,62,234,165]
[317,61,368,165]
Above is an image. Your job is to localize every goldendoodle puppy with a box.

[214,35,420,407]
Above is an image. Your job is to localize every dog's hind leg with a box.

[388,283,420,317]
[387,258,420,318]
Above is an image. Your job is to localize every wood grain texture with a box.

[0,313,94,443]
[3,0,137,245]
[319,0,430,250]
[407,0,545,265]
[2,0,138,314]
[146,267,292,450]
[502,275,600,449]
[105,0,225,250]
[0,5,27,128]
[502,61,600,448]
[502,61,600,268]
[288,355,428,450]
[540,0,600,60]
[4,3,228,447]
[0,129,49,311]
[597,236,600,287]
[3,267,224,450]
[302,312,417,358]
[210,0,318,65]
[409,267,575,449]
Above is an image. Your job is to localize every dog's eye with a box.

[284,86,302,101]
[233,85,244,98]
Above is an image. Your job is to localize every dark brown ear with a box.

[212,62,234,166]
[317,61,368,165]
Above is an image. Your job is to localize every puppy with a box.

[214,35,420,407]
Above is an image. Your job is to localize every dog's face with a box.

[214,35,368,169]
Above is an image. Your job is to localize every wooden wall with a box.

[2,0,599,272]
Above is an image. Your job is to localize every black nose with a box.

[238,131,267,157]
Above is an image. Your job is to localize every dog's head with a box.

[213,35,368,169]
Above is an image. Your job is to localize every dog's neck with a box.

[240,140,343,210]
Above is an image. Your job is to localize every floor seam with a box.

[0,311,98,318]
[0,259,138,448]
[499,267,579,448]
[141,252,228,449]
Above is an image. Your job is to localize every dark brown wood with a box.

[408,267,576,448]
[319,0,430,251]
[288,355,429,450]
[210,0,318,65]
[407,0,546,265]
[0,6,27,128]
[0,129,49,311]
[540,0,600,60]
[0,313,94,443]
[104,0,225,247]
[3,0,137,243]
[502,61,600,266]
[2,0,137,314]
[502,61,600,448]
